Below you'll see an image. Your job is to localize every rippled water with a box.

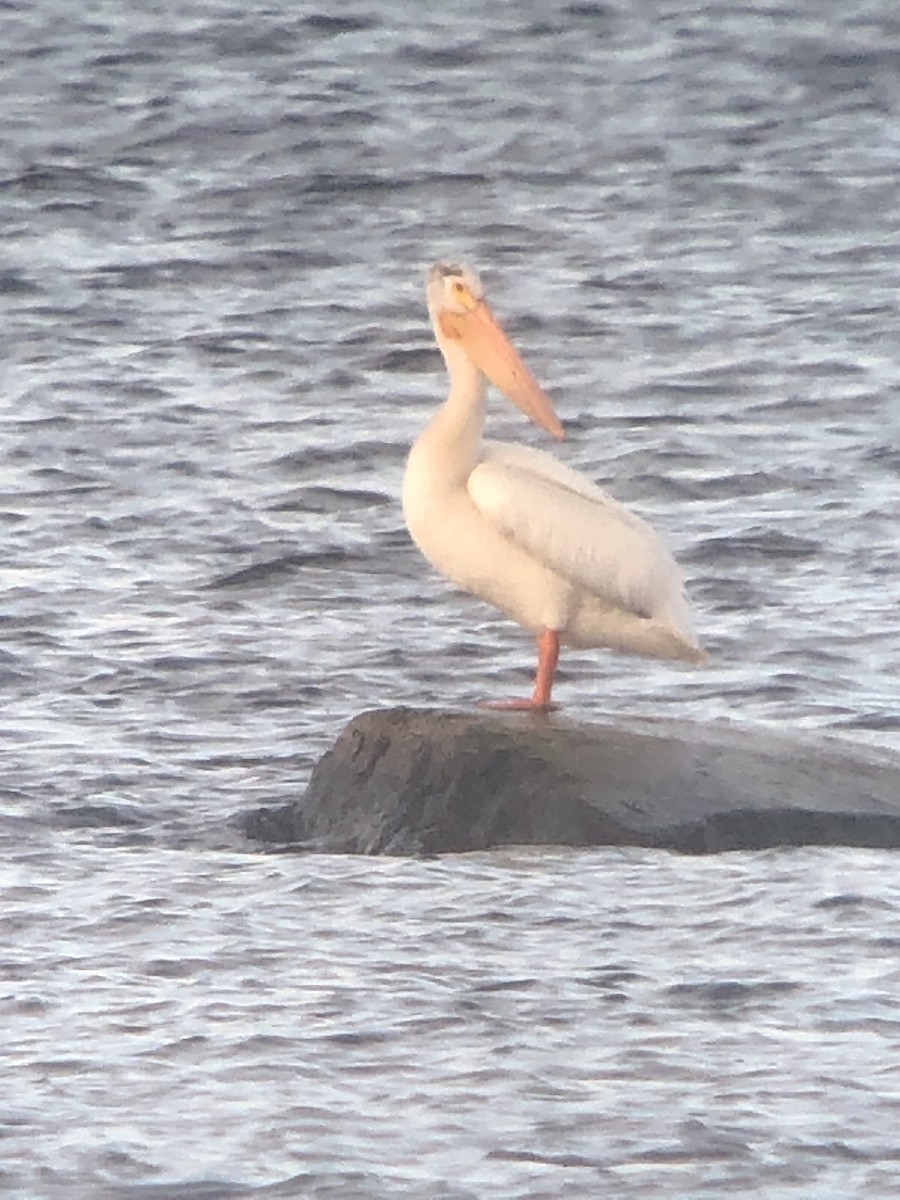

[2,0,900,1195]
[5,846,900,1198]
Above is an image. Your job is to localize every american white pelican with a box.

[402,262,704,710]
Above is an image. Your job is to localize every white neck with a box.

[428,321,487,460]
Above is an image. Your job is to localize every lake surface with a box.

[2,0,899,1195]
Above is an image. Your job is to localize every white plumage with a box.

[402,262,703,709]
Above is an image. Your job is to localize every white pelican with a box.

[402,262,704,710]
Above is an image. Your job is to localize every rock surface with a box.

[244,707,900,855]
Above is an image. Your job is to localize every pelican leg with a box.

[532,627,560,707]
[481,628,560,713]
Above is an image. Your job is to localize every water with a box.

[5,846,900,1197]
[2,0,900,1194]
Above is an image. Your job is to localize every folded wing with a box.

[467,440,696,638]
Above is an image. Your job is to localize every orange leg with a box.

[481,629,561,713]
[532,627,560,707]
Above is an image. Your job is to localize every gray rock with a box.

[243,707,900,855]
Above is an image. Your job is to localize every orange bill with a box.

[440,303,565,440]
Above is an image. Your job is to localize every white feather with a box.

[469,440,696,638]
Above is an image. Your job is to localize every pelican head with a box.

[427,262,485,320]
[426,261,564,441]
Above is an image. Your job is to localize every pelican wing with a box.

[468,440,695,633]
